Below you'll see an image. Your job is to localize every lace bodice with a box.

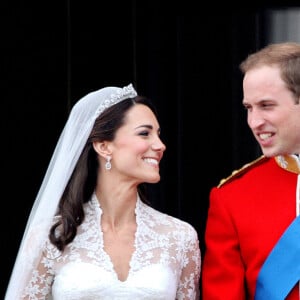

[22,194,201,299]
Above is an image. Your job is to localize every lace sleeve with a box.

[176,225,201,300]
[21,243,55,300]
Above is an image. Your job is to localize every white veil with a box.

[5,83,137,300]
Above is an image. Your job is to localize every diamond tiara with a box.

[95,83,137,117]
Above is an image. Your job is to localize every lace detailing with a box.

[21,195,201,300]
[94,83,137,118]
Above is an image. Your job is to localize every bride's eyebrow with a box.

[134,125,153,130]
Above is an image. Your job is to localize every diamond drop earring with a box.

[105,156,112,170]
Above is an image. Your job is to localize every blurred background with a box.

[2,1,300,298]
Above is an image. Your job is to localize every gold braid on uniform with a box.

[217,155,267,188]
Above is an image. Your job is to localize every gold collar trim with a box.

[275,155,300,174]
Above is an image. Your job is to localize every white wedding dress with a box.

[21,194,201,300]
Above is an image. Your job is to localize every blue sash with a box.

[254,216,300,299]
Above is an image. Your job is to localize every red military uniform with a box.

[202,155,300,300]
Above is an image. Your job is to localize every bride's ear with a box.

[92,141,112,158]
